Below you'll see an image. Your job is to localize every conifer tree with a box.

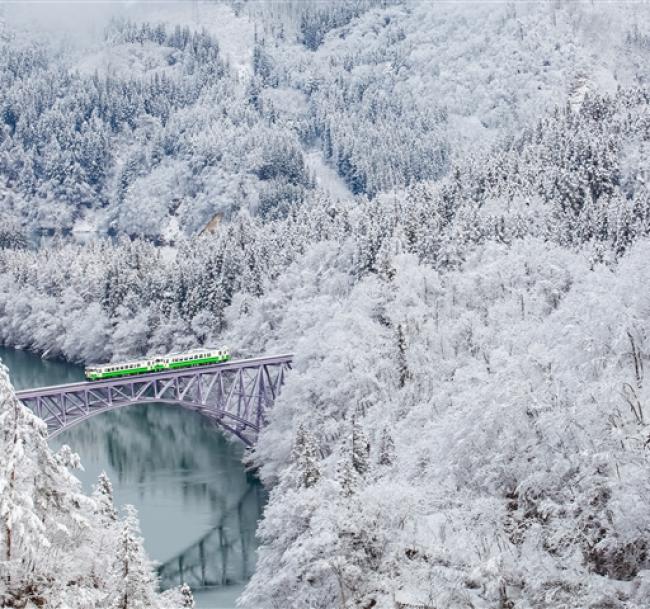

[109,505,160,609]
[377,427,396,467]
[396,323,410,389]
[93,471,118,523]
[351,415,370,476]
[178,583,195,608]
[0,363,49,601]
[291,424,320,488]
[336,452,357,498]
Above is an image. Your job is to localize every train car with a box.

[84,347,231,381]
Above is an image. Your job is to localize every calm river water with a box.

[0,346,265,609]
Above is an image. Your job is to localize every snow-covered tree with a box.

[109,505,160,609]
[93,471,118,524]
[376,427,395,467]
[291,424,320,488]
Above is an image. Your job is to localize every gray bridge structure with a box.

[15,354,293,446]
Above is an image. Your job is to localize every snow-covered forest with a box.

[2,1,650,608]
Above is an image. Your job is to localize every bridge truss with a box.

[16,355,293,445]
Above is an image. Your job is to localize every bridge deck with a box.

[16,354,294,399]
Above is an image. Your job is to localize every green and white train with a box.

[84,347,231,381]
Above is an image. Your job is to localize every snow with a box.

[3,2,650,608]
[161,215,182,245]
[304,144,354,202]
[133,0,257,77]
[76,41,177,78]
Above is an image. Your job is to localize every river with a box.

[0,346,265,609]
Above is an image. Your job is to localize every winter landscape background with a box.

[2,0,650,608]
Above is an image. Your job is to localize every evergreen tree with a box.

[109,505,160,609]
[336,451,357,498]
[351,414,370,476]
[0,363,49,602]
[178,583,194,608]
[396,323,410,389]
[93,471,118,523]
[377,427,395,467]
[291,424,320,488]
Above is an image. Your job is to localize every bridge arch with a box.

[16,355,292,446]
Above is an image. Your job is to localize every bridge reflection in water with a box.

[158,483,264,591]
[46,401,267,599]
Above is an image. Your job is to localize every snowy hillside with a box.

[2,1,650,239]
[2,1,650,608]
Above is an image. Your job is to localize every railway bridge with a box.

[15,354,293,446]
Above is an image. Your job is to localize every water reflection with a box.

[0,347,265,608]
[53,405,266,582]
[158,483,262,590]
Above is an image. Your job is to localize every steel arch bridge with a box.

[15,354,293,446]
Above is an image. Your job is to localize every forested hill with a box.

[3,2,650,609]
[0,11,315,240]
[2,1,650,241]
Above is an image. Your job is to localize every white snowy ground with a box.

[304,145,354,202]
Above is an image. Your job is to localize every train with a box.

[84,347,231,381]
